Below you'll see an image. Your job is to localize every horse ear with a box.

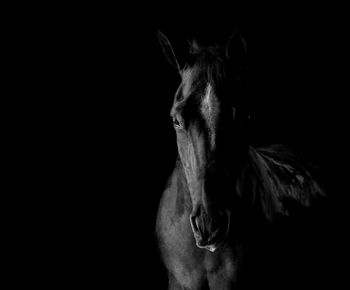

[225,29,247,68]
[188,39,200,54]
[157,31,181,71]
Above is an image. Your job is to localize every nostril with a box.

[208,228,220,243]
[190,215,199,233]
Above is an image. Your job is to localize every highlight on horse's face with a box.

[159,31,247,252]
[171,66,235,252]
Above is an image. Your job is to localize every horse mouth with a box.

[192,211,231,253]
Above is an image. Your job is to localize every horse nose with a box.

[190,211,219,245]
[190,214,204,242]
[190,207,230,250]
[190,214,200,235]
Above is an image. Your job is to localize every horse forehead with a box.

[173,68,220,129]
[202,83,214,111]
[181,67,201,97]
[179,69,219,121]
[201,83,219,144]
[172,68,202,109]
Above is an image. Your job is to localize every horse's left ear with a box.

[157,31,181,72]
[225,29,247,68]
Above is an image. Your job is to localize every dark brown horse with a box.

[156,31,324,289]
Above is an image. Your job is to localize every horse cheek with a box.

[177,137,200,206]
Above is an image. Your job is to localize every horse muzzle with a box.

[190,209,231,252]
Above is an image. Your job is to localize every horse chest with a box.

[159,210,237,287]
[158,211,206,286]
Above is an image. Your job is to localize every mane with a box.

[186,41,227,87]
[237,145,326,220]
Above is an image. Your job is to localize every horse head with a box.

[158,31,248,252]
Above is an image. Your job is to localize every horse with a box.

[155,31,325,290]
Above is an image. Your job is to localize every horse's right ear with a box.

[157,31,181,71]
[225,29,247,70]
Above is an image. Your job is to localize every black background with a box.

[20,3,348,288]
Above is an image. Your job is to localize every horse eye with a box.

[172,116,181,128]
